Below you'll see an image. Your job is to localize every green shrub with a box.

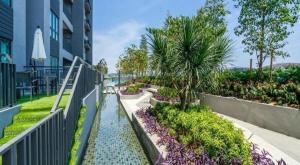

[126,85,140,94]
[70,106,87,164]
[150,103,252,164]
[157,87,178,98]
[135,83,145,89]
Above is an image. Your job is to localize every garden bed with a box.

[119,84,145,99]
[135,104,286,164]
[209,67,300,109]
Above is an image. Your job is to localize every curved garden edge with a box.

[118,90,145,99]
[118,89,300,164]
[145,84,300,138]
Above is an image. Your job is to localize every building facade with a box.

[12,0,93,72]
[0,0,13,63]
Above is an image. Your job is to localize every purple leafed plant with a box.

[251,143,287,165]
[153,93,180,102]
[136,108,220,164]
[136,108,286,165]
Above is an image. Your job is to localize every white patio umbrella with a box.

[32,27,47,61]
[31,27,47,96]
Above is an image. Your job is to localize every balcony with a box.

[84,39,91,51]
[63,25,73,54]
[85,0,91,15]
[85,19,91,32]
[63,0,73,22]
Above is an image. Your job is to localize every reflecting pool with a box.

[82,94,149,165]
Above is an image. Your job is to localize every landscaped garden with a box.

[136,104,286,164]
[0,92,70,146]
[120,84,143,95]
[114,0,300,164]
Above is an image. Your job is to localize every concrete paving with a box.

[219,114,300,163]
[119,90,300,164]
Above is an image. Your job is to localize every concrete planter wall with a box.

[118,90,144,99]
[0,105,21,138]
[200,94,300,139]
[150,97,170,107]
[132,114,162,164]
[76,88,98,164]
[150,85,159,89]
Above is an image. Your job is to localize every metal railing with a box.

[0,57,101,164]
[51,56,100,161]
[0,63,16,109]
[0,109,64,165]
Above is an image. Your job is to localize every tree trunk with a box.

[269,51,273,82]
[258,12,266,80]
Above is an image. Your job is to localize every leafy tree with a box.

[96,58,108,74]
[234,0,300,79]
[196,0,229,38]
[140,34,148,53]
[116,38,149,78]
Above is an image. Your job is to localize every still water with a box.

[82,94,150,165]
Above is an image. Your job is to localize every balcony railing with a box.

[84,40,91,51]
[85,19,91,32]
[85,0,91,14]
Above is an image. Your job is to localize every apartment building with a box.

[13,0,93,72]
[0,0,13,63]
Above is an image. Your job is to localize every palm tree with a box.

[173,17,232,110]
[149,17,232,110]
[147,29,170,85]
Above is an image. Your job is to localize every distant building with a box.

[12,0,93,72]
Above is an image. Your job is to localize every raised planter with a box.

[132,113,166,164]
[118,90,145,99]
[150,97,170,107]
[199,93,300,139]
[150,85,160,89]
[0,105,21,138]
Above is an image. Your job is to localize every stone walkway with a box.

[119,89,300,164]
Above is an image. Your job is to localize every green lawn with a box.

[0,92,70,146]
[69,106,87,164]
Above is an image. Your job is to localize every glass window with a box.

[50,56,59,73]
[0,38,11,63]
[50,11,59,41]
[1,0,11,7]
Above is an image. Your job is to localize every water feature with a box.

[82,94,150,164]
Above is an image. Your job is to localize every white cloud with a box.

[93,21,146,73]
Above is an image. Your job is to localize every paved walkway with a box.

[219,114,300,163]
[119,90,300,164]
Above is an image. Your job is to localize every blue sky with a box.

[92,0,300,73]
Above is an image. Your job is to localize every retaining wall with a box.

[0,105,21,138]
[76,88,98,164]
[132,114,162,164]
[200,94,300,139]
